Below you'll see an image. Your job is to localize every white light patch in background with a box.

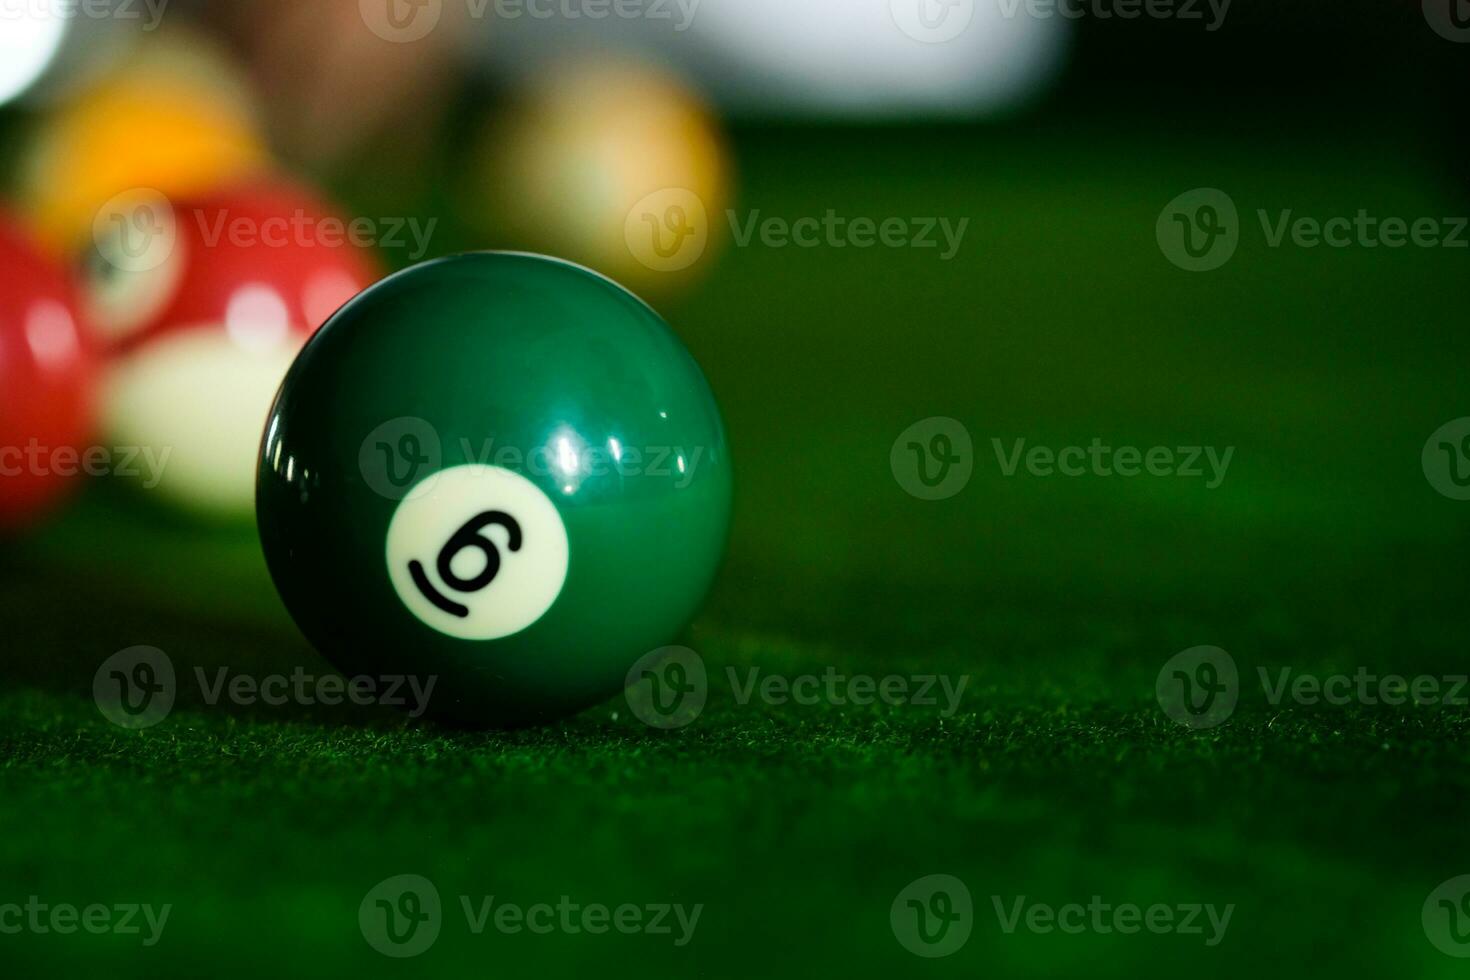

[686,0,1071,116]
[225,284,292,353]
[464,0,1070,118]
[25,300,80,372]
[0,4,69,106]
[10,3,139,109]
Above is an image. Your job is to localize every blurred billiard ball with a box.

[18,29,268,256]
[256,253,731,727]
[81,180,380,518]
[475,58,730,296]
[0,214,97,529]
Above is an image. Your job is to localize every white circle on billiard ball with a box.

[86,188,184,341]
[385,464,570,642]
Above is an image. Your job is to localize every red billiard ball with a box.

[81,180,381,517]
[0,213,97,530]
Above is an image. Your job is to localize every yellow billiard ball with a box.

[18,31,269,256]
[475,58,731,296]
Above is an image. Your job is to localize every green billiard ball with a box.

[255,253,731,727]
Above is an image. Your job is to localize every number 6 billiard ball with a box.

[256,253,731,727]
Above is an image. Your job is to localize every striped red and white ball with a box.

[0,213,97,529]
[82,180,380,517]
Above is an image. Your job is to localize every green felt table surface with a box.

[2,117,1468,978]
